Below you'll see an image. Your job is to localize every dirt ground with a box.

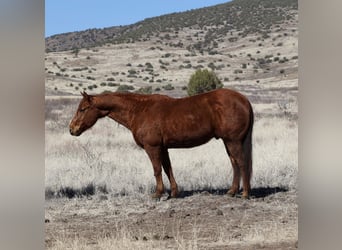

[45,188,297,249]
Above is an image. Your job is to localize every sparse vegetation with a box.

[45,0,297,98]
[46,0,298,52]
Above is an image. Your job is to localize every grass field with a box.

[45,91,298,249]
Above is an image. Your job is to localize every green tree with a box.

[187,69,223,96]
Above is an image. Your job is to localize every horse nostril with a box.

[69,128,73,135]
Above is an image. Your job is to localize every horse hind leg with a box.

[224,140,250,198]
[161,148,179,198]
[224,141,240,196]
[145,146,165,199]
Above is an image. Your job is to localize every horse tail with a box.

[243,101,254,186]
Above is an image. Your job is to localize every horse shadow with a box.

[174,186,288,199]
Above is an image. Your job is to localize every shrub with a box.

[145,62,153,69]
[135,86,152,94]
[86,76,95,80]
[162,53,171,58]
[127,69,137,78]
[162,84,174,91]
[208,62,216,70]
[187,69,223,96]
[107,82,118,87]
[116,84,134,92]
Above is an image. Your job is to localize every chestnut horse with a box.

[69,88,254,198]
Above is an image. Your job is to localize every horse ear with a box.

[81,91,92,102]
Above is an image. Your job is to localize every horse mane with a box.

[93,91,173,107]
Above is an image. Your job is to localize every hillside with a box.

[46,0,298,52]
[45,0,298,111]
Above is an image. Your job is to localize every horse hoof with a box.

[241,193,250,199]
[227,190,237,197]
[170,191,179,199]
[151,193,162,200]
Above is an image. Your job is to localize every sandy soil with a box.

[45,188,297,249]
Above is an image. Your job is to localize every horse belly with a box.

[162,118,214,148]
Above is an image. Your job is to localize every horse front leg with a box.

[161,148,178,198]
[145,145,164,199]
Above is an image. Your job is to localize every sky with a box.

[45,0,231,37]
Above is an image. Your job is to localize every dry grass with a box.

[45,95,297,249]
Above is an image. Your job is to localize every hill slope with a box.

[46,0,298,52]
[45,0,298,115]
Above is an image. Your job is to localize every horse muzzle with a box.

[69,126,81,136]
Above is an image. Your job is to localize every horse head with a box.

[69,91,106,136]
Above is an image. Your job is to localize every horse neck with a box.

[93,93,141,129]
